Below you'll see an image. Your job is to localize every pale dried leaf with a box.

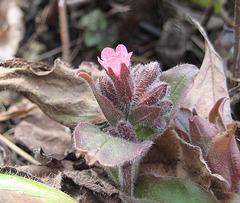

[0,104,37,121]
[0,0,24,59]
[183,18,231,122]
[0,58,105,128]
[14,108,72,156]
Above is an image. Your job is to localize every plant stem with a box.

[232,0,240,87]
[119,162,134,196]
[119,160,139,196]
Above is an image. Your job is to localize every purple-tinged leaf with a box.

[160,64,199,125]
[156,100,173,114]
[209,97,228,131]
[116,121,137,141]
[152,117,167,131]
[108,64,133,105]
[132,62,161,99]
[97,76,120,109]
[206,123,240,192]
[189,115,218,155]
[138,83,168,106]
[130,105,168,126]
[73,122,152,167]
[78,72,124,126]
[174,107,193,142]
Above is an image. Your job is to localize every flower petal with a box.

[100,47,115,60]
[116,44,129,55]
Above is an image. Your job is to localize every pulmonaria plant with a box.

[96,44,173,131]
[73,44,198,196]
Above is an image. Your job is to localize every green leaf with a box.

[134,175,216,203]
[134,125,157,141]
[160,64,199,126]
[0,170,77,203]
[81,9,107,31]
[190,0,223,14]
[83,30,102,47]
[73,122,152,167]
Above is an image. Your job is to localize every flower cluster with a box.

[78,44,173,140]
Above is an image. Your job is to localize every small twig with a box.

[232,0,240,87]
[58,0,71,63]
[201,5,214,27]
[36,39,78,61]
[70,35,83,62]
[0,134,41,165]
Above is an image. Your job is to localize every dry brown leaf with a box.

[0,58,105,129]
[16,165,61,179]
[53,169,121,202]
[183,18,231,122]
[0,104,37,121]
[14,108,72,156]
[140,128,229,199]
[0,0,24,59]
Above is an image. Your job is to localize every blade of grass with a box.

[0,134,40,165]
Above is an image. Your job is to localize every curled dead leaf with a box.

[0,58,105,129]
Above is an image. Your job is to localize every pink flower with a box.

[97,44,133,78]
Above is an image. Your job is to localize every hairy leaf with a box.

[73,122,152,167]
[108,64,133,105]
[189,115,218,155]
[174,107,193,142]
[138,83,168,106]
[98,76,120,109]
[132,62,161,100]
[160,64,199,125]
[130,105,170,127]
[78,72,124,126]
[207,123,240,192]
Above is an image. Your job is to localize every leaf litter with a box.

[0,1,239,202]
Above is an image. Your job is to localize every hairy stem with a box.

[119,162,133,196]
[119,160,139,196]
